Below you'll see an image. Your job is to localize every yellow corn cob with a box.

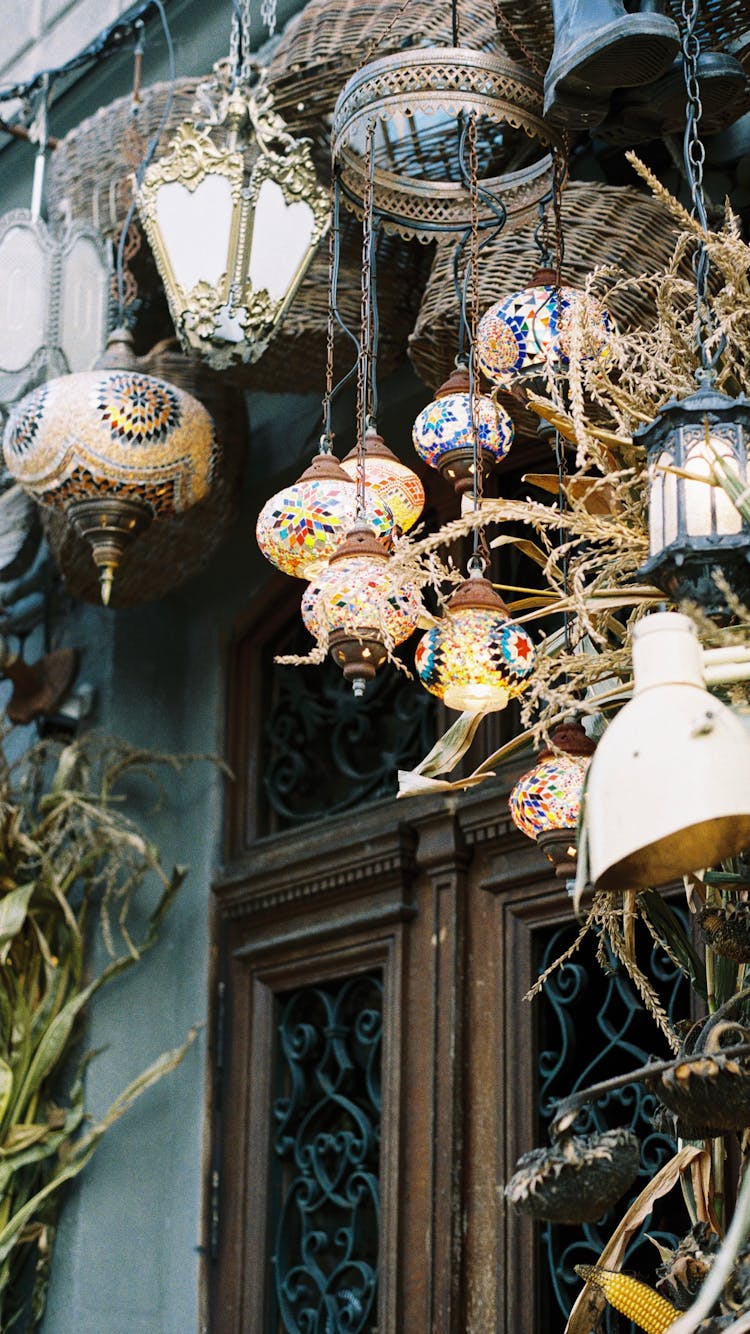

[575,1264,680,1334]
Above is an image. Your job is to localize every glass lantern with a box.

[412,365,514,495]
[415,568,534,712]
[635,381,750,612]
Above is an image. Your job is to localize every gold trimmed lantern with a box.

[137,84,330,370]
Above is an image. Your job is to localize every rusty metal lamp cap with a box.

[329,519,390,564]
[447,566,510,616]
[299,451,355,485]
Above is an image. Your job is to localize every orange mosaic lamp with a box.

[341,422,424,534]
[509,721,595,878]
[2,330,218,605]
[414,565,534,712]
[302,520,419,695]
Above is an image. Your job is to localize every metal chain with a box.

[356,123,376,517]
[534,189,554,268]
[680,0,717,374]
[358,0,413,75]
[260,0,277,39]
[229,0,253,87]
[551,143,568,281]
[466,113,491,570]
[492,0,546,78]
[321,169,338,451]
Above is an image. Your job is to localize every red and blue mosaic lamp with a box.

[415,564,535,713]
[302,520,419,696]
[2,329,218,604]
[412,365,514,496]
[256,448,394,579]
[509,721,596,877]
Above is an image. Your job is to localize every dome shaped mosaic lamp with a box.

[341,422,424,534]
[3,351,218,605]
[509,721,595,878]
[415,564,535,712]
[256,449,394,580]
[302,520,419,695]
[476,269,609,391]
[412,365,515,496]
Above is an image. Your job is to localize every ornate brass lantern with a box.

[137,84,329,369]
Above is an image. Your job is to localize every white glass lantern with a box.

[635,381,750,612]
[137,90,330,370]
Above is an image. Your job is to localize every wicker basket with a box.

[408,181,681,410]
[46,78,207,239]
[41,342,247,607]
[229,211,432,393]
[267,0,502,136]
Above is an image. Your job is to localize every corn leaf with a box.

[0,886,34,965]
[565,1145,707,1334]
[638,888,707,999]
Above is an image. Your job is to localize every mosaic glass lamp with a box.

[415,565,534,712]
[341,422,425,533]
[256,450,394,579]
[412,365,515,496]
[302,521,419,695]
[509,721,595,878]
[2,329,218,605]
[476,267,609,391]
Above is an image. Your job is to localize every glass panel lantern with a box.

[636,381,750,612]
[137,90,330,370]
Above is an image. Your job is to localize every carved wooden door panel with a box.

[210,594,686,1332]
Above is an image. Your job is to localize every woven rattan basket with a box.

[46,78,205,239]
[41,342,247,607]
[267,0,501,136]
[408,182,681,413]
[229,211,432,393]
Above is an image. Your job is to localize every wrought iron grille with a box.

[269,972,383,1334]
[261,618,435,833]
[535,910,691,1333]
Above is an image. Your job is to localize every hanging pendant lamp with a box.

[509,720,595,878]
[341,421,424,534]
[476,267,609,391]
[302,519,419,695]
[412,365,515,496]
[256,446,394,579]
[415,564,535,712]
[2,327,218,605]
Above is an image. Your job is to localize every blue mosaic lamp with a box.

[476,267,609,391]
[412,365,514,496]
[415,565,534,713]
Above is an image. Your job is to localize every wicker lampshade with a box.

[408,182,680,429]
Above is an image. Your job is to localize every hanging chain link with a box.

[356,123,376,516]
[229,0,254,87]
[551,142,568,281]
[492,0,546,78]
[466,113,491,570]
[260,0,277,39]
[321,169,338,451]
[680,0,716,374]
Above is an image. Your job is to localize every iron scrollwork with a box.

[270,973,382,1334]
[536,914,690,1332]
